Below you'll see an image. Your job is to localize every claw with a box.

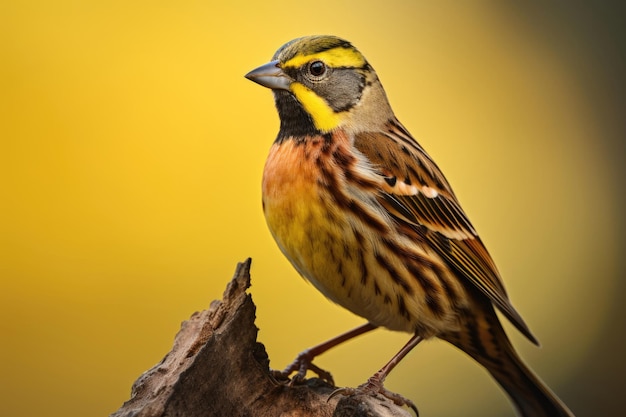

[272,349,335,386]
[270,324,377,386]
[328,373,419,416]
[328,386,355,401]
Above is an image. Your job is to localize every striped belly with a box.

[262,136,466,336]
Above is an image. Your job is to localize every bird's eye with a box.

[308,61,327,78]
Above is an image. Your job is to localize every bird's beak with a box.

[245,60,291,91]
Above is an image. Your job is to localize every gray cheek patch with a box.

[315,69,366,113]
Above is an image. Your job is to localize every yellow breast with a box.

[262,135,410,331]
[262,137,346,293]
[261,135,464,335]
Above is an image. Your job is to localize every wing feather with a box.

[354,121,538,344]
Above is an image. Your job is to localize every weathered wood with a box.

[111,259,413,417]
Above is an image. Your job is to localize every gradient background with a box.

[2,2,624,416]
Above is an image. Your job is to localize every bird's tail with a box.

[444,305,575,417]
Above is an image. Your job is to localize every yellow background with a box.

[2,2,624,416]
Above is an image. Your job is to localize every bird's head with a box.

[246,35,393,137]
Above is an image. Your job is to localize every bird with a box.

[245,35,574,417]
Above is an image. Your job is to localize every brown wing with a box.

[354,120,538,344]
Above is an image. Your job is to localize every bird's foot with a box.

[329,372,418,416]
[271,348,335,386]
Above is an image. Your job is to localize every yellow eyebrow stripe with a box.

[283,47,366,69]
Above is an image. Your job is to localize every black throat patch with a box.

[273,90,321,142]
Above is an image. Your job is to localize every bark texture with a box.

[111,259,413,417]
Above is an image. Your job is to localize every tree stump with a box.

[111,259,414,417]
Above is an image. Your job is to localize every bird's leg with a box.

[330,334,423,415]
[273,322,378,386]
